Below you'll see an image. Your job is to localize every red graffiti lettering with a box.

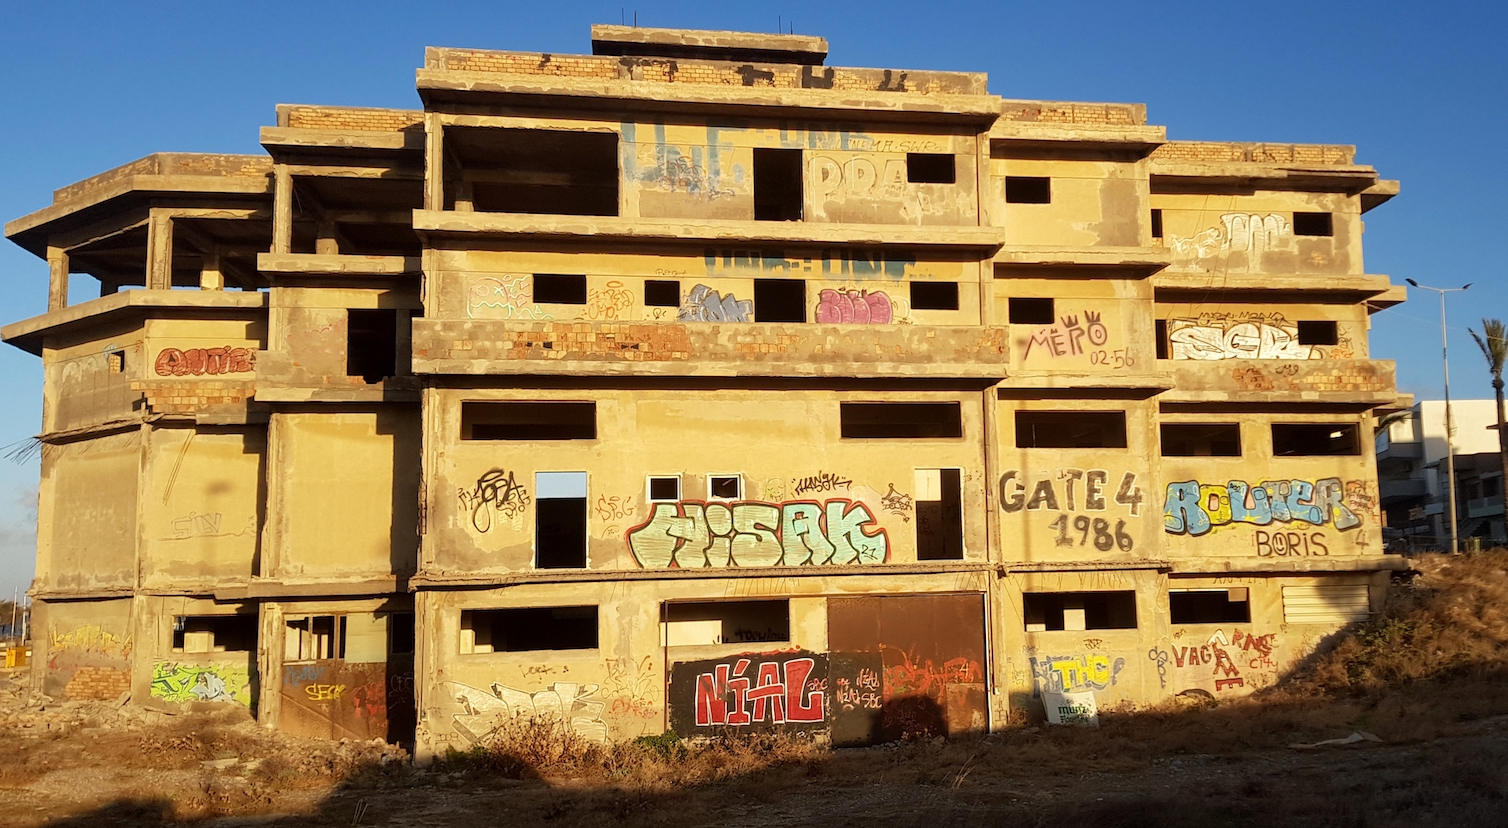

[693,656,824,727]
[154,346,257,377]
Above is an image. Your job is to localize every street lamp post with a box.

[1407,278,1471,554]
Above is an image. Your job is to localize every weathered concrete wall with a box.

[137,317,264,418]
[43,321,144,434]
[995,272,1154,376]
[140,426,263,588]
[37,429,140,594]
[1156,302,1369,362]
[33,598,134,700]
[1154,192,1362,276]
[137,596,257,711]
[259,286,420,394]
[990,155,1149,248]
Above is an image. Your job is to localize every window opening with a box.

[173,615,257,654]
[708,475,743,500]
[533,274,587,305]
[108,350,126,373]
[1155,319,1169,360]
[1292,212,1333,237]
[461,606,598,653]
[461,401,596,440]
[389,613,415,655]
[536,471,588,569]
[1161,423,1242,457]
[1023,592,1137,631]
[753,148,803,221]
[648,476,681,502]
[1005,176,1051,204]
[1151,208,1164,239]
[1016,411,1127,448]
[906,153,956,184]
[347,308,398,384]
[1271,423,1360,456]
[754,278,806,322]
[915,468,964,560]
[447,126,618,216]
[1008,297,1054,325]
[645,279,680,307]
[284,615,345,661]
[663,600,790,646]
[840,402,963,439]
[910,281,959,311]
[1170,589,1251,624]
[1297,321,1339,346]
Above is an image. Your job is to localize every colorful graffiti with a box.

[668,651,826,732]
[1168,318,1315,361]
[440,680,609,745]
[1028,653,1126,697]
[457,468,531,534]
[1154,628,1280,695]
[626,499,889,568]
[883,648,982,698]
[1163,478,1362,537]
[833,665,882,713]
[653,148,736,201]
[678,284,753,322]
[50,625,132,663]
[702,248,923,282]
[1022,311,1111,361]
[153,347,255,377]
[150,662,251,705]
[466,275,552,320]
[815,288,893,324]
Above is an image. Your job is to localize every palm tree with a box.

[1469,318,1508,521]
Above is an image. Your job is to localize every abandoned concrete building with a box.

[4,25,1404,750]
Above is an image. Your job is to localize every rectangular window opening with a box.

[753,148,803,221]
[461,606,598,653]
[1155,319,1169,360]
[840,401,963,439]
[645,279,680,308]
[532,274,587,305]
[754,278,806,323]
[388,612,415,655]
[1151,208,1164,239]
[173,615,257,654]
[1170,589,1252,625]
[1005,176,1051,204]
[347,308,398,384]
[1016,411,1127,449]
[108,350,126,373]
[906,153,956,184]
[1161,423,1242,457]
[536,471,588,569]
[1297,320,1339,346]
[664,600,790,646]
[1008,297,1055,325]
[910,281,959,311]
[708,474,743,500]
[448,126,618,216]
[283,615,345,661]
[1293,212,1334,237]
[1023,592,1137,632]
[461,401,596,440]
[648,475,681,502]
[1272,423,1360,456]
[915,468,964,561]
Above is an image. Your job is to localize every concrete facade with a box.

[4,25,1404,751]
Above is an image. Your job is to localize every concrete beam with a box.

[256,252,421,276]
[260,126,424,153]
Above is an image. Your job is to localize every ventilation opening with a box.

[284,615,345,661]
[347,308,398,384]
[448,126,618,216]
[906,153,956,184]
[1293,212,1334,237]
[461,606,599,653]
[533,274,587,305]
[1016,411,1127,448]
[461,401,596,440]
[754,148,803,221]
[1008,297,1054,325]
[1170,589,1251,624]
[663,600,790,646]
[1161,423,1242,457]
[754,278,806,322]
[915,468,964,560]
[840,402,963,439]
[647,476,681,502]
[645,279,680,307]
[709,475,743,500]
[173,615,257,654]
[910,281,959,311]
[1005,176,1051,204]
[1151,208,1164,239]
[108,350,126,373]
[1155,319,1169,360]
[536,472,587,569]
[1271,423,1360,456]
[1024,592,1137,631]
[1297,320,1339,346]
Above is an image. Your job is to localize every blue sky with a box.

[0,1,1503,594]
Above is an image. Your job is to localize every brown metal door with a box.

[280,660,391,740]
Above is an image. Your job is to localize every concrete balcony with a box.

[1376,439,1423,465]
[1380,478,1428,503]
[1157,358,1396,406]
[1467,497,1505,520]
[411,319,1009,378]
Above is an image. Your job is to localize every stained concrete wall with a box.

[33,597,134,700]
[1156,301,1370,362]
[42,320,144,434]
[140,426,264,588]
[990,154,1149,248]
[1154,191,1362,276]
[36,429,140,594]
[137,595,258,711]
[994,271,1154,376]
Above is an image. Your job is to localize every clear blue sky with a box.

[0,0,1502,595]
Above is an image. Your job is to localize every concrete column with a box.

[454,180,474,213]
[315,220,340,255]
[273,166,293,254]
[146,210,173,290]
[199,247,225,291]
[424,113,445,211]
[45,246,68,312]
[257,601,283,729]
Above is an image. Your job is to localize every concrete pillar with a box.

[45,246,68,312]
[315,220,340,255]
[424,112,445,211]
[146,210,173,290]
[273,166,293,254]
[199,247,225,291]
[257,601,283,729]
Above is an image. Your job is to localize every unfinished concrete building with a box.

[4,25,1403,750]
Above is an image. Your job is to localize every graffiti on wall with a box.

[1168,316,1315,361]
[815,288,898,324]
[702,248,926,283]
[1166,213,1291,264]
[1000,470,1144,552]
[153,347,256,377]
[457,469,531,534]
[1163,478,1363,541]
[1021,312,1116,364]
[791,471,853,497]
[50,625,132,665]
[440,680,609,744]
[150,662,251,705]
[467,275,553,320]
[668,651,827,733]
[652,148,736,201]
[880,484,914,523]
[626,499,889,568]
[584,280,633,321]
[810,155,912,202]
[1150,628,1280,695]
[678,284,753,322]
[1028,653,1127,697]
